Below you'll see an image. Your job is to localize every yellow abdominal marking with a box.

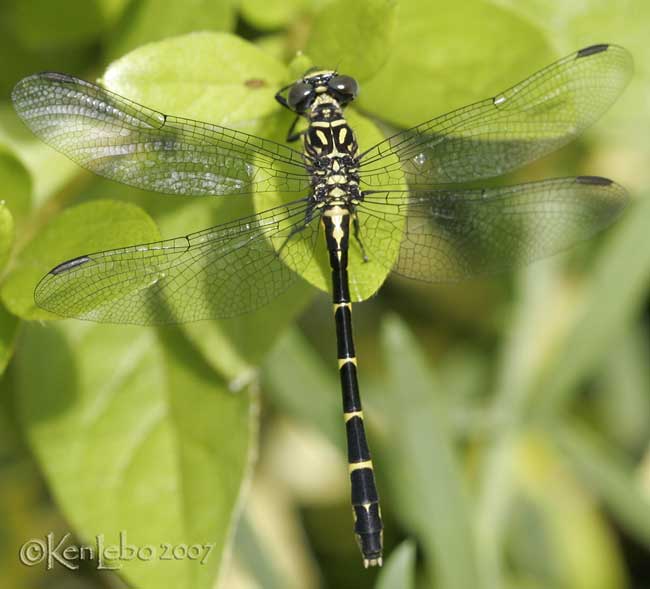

[338,356,357,368]
[349,460,373,473]
[344,410,363,422]
[333,302,352,312]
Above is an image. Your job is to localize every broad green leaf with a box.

[511,433,626,589]
[491,0,630,52]
[358,0,553,128]
[5,0,106,51]
[0,106,80,206]
[306,0,397,81]
[1,200,160,321]
[107,0,236,61]
[375,540,416,589]
[536,195,650,414]
[102,32,288,131]
[15,321,254,589]
[0,144,32,223]
[0,386,62,589]
[241,0,309,31]
[183,283,314,383]
[379,315,480,589]
[258,108,403,302]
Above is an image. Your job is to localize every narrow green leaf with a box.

[375,540,416,589]
[306,0,396,81]
[379,315,480,589]
[1,200,160,321]
[593,324,650,450]
[510,433,627,589]
[536,196,650,414]
[102,32,288,131]
[107,0,236,61]
[358,0,553,128]
[15,321,254,589]
[262,328,342,451]
[553,423,650,550]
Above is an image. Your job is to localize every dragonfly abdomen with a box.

[322,207,384,567]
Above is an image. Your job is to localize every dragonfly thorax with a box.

[306,100,361,207]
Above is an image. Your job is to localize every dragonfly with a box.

[12,43,632,567]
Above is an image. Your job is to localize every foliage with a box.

[0,0,649,588]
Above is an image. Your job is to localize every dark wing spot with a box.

[50,255,92,275]
[576,176,613,186]
[577,44,609,58]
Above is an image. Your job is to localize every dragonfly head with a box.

[275,70,359,114]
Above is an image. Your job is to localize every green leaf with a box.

[378,315,480,589]
[592,324,650,450]
[107,0,236,61]
[553,423,650,551]
[1,200,160,321]
[536,195,650,414]
[375,540,416,589]
[102,32,288,130]
[241,0,308,31]
[306,0,397,81]
[15,321,254,589]
[0,304,18,376]
[262,328,342,450]
[0,203,15,272]
[0,144,32,223]
[0,105,80,207]
[510,433,627,589]
[358,0,553,128]
[5,0,106,51]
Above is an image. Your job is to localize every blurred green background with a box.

[1,0,650,588]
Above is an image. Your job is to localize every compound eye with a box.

[287,82,313,112]
[328,75,359,99]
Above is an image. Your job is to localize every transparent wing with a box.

[357,177,628,282]
[35,199,318,324]
[359,44,633,187]
[12,72,311,196]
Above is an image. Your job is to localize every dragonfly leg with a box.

[352,213,369,263]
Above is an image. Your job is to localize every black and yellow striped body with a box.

[305,92,383,567]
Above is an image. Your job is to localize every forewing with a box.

[357,177,628,282]
[34,199,318,324]
[12,72,310,196]
[359,45,633,187]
